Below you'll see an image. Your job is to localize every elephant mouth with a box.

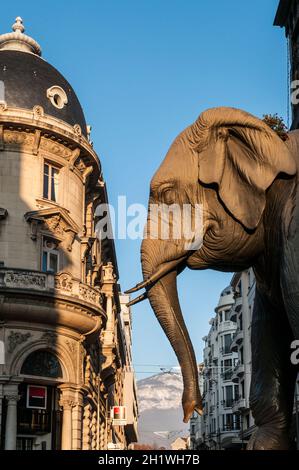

[125,254,188,305]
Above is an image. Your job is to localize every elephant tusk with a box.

[125,256,187,294]
[125,280,151,295]
[126,292,148,307]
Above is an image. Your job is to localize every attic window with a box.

[46,85,68,109]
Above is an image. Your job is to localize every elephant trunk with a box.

[141,241,202,422]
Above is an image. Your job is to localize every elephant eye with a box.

[162,188,176,205]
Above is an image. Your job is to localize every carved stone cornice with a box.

[2,129,35,150]
[39,135,73,160]
[0,107,101,175]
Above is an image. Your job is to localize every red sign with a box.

[27,385,47,409]
[111,406,126,425]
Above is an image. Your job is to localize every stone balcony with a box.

[232,361,245,383]
[0,267,105,336]
[217,320,236,335]
[232,397,249,414]
[230,328,244,352]
[229,296,242,322]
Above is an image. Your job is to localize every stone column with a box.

[4,393,19,450]
[72,388,85,450]
[60,400,73,450]
[58,384,77,450]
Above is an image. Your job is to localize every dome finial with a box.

[0,17,41,55]
[12,17,25,34]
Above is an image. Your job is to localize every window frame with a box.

[43,161,60,203]
[41,236,60,274]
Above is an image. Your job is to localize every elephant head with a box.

[126,107,296,422]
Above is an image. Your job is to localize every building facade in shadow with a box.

[0,17,138,450]
[274,0,299,129]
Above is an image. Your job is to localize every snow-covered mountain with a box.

[137,371,189,448]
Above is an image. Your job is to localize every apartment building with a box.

[201,286,240,449]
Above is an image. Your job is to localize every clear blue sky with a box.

[1,0,287,378]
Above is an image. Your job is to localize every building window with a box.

[42,237,59,273]
[241,380,245,399]
[240,347,244,365]
[43,162,59,202]
[21,350,63,378]
[239,314,243,331]
[223,334,232,354]
[16,438,34,451]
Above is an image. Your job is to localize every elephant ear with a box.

[193,107,297,230]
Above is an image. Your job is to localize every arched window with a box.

[21,350,63,378]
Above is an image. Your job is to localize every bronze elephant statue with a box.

[127,107,299,450]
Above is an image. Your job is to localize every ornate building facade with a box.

[201,287,241,450]
[0,18,137,450]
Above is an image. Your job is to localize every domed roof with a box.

[0,18,87,136]
[215,285,234,311]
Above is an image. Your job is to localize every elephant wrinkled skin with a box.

[127,107,299,450]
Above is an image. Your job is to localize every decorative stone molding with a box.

[41,331,57,347]
[3,130,35,149]
[54,271,103,307]
[0,101,7,113]
[4,270,47,290]
[47,86,68,109]
[100,262,118,386]
[73,124,82,136]
[55,272,73,292]
[91,410,97,449]
[69,148,81,169]
[33,129,41,155]
[7,331,31,354]
[24,207,79,252]
[0,108,102,190]
[102,262,115,283]
[79,284,99,305]
[32,105,44,119]
[39,136,73,160]
[83,403,92,450]
[82,166,93,184]
[101,262,116,297]
[5,394,20,403]
[59,399,75,410]
[0,127,73,161]
[0,267,104,312]
[66,340,76,356]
